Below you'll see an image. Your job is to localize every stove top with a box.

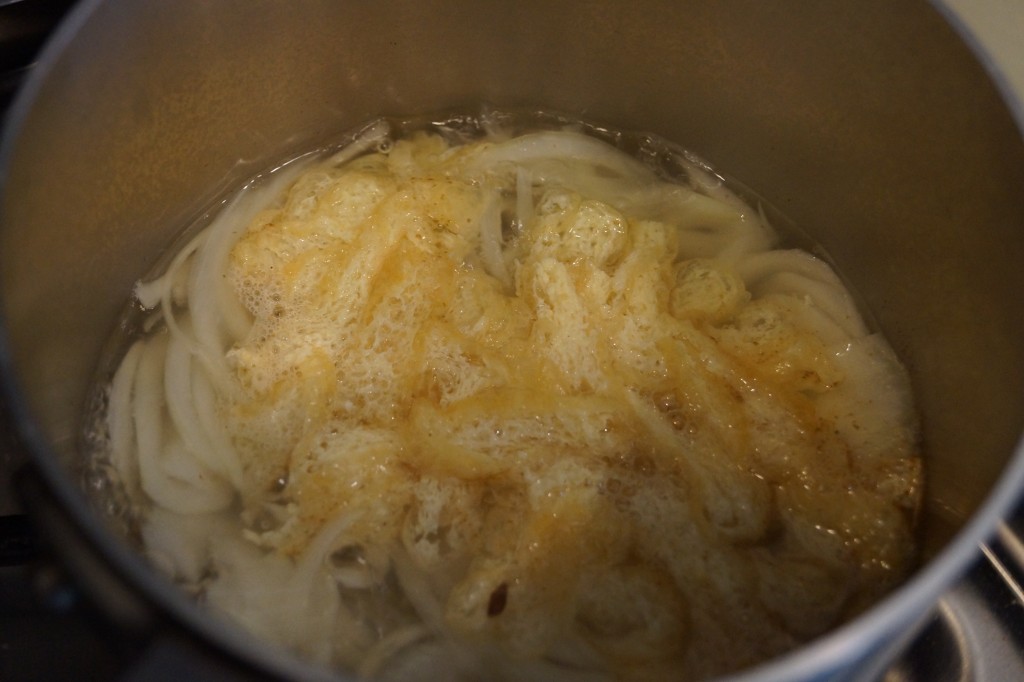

[0,1,1023,680]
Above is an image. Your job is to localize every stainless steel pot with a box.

[1,1,1023,680]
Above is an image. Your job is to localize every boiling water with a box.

[82,109,923,682]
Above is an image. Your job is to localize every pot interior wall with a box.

[1,0,1023,573]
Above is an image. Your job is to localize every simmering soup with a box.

[89,112,922,681]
